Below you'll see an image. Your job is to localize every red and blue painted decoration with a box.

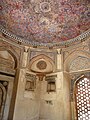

[0,0,90,44]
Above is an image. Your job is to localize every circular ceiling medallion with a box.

[37,60,47,70]
[40,2,51,13]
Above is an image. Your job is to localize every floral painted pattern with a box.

[0,0,90,44]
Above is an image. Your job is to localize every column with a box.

[56,49,62,70]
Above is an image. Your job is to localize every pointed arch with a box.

[29,54,55,73]
[64,50,90,72]
[0,46,19,69]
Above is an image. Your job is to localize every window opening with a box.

[25,80,35,91]
[75,77,90,120]
[47,80,56,92]
[25,73,36,91]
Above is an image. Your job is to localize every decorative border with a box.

[0,25,90,47]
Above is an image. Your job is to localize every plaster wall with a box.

[39,72,71,120]
[12,47,72,120]
[13,69,40,120]
[13,47,72,120]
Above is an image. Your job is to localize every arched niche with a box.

[69,56,90,72]
[64,50,90,72]
[29,54,55,73]
[64,50,90,120]
[0,50,15,69]
[0,46,19,120]
[0,46,19,69]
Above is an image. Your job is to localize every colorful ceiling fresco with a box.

[0,0,90,45]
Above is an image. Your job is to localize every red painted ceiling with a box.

[0,0,90,45]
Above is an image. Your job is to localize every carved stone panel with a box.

[69,56,90,72]
[30,51,56,64]
[36,60,47,70]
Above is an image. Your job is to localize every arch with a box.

[0,45,19,120]
[64,50,90,72]
[29,54,55,73]
[0,83,6,120]
[0,46,19,69]
[73,75,90,120]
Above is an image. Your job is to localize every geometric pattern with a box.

[75,77,90,120]
[70,56,90,72]
[37,60,47,70]
[0,0,90,45]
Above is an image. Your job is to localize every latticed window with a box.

[75,77,90,120]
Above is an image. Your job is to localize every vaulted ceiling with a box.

[0,0,90,46]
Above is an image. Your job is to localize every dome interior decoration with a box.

[0,0,90,46]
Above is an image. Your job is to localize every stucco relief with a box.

[30,51,56,63]
[25,73,36,91]
[36,60,47,70]
[63,39,90,60]
[0,40,21,69]
[69,56,90,72]
[29,54,55,73]
[83,45,90,52]
[0,50,15,69]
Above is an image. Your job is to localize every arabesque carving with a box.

[69,56,90,72]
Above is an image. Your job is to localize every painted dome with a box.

[0,0,90,46]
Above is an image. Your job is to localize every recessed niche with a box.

[25,73,36,91]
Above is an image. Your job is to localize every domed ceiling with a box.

[0,0,90,46]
